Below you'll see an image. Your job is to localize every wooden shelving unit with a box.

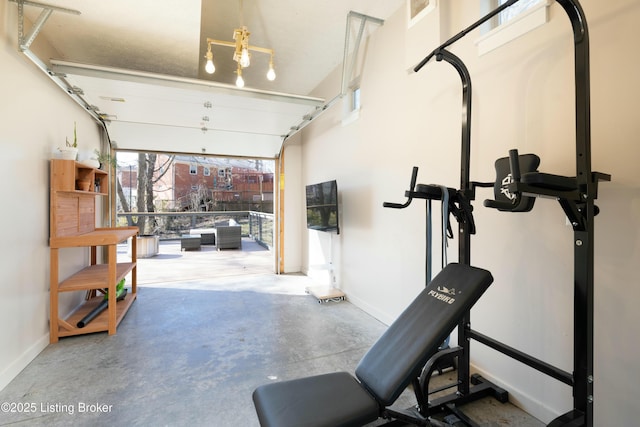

[49,159,138,343]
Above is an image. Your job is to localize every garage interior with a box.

[1,0,638,426]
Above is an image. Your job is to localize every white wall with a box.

[0,3,104,390]
[280,132,303,273]
[292,0,640,424]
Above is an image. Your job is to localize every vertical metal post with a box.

[555,2,593,425]
[435,48,473,396]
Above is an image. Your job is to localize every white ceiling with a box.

[19,0,405,158]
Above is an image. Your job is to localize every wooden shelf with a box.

[49,159,139,343]
[50,227,138,248]
[58,262,136,292]
[57,291,137,338]
[50,159,108,194]
[58,189,109,196]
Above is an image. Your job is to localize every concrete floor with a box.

[0,240,543,426]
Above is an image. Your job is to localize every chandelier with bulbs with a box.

[204,24,275,88]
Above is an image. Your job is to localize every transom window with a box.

[351,86,361,112]
[498,0,544,25]
[476,0,550,56]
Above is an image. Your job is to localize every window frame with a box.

[475,0,551,56]
[342,83,361,126]
[498,0,544,25]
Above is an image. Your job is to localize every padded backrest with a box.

[355,263,493,406]
[489,153,540,212]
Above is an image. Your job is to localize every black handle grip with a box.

[508,149,521,182]
[383,202,406,208]
[409,166,418,191]
[484,199,517,210]
[383,167,419,209]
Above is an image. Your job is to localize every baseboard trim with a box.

[0,333,49,391]
[470,364,563,424]
[343,291,394,326]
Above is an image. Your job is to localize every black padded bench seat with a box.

[253,263,493,427]
[253,372,379,427]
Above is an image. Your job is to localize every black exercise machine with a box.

[388,1,609,425]
[253,263,494,427]
[253,0,609,425]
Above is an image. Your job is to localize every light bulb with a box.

[204,49,215,74]
[266,65,276,81]
[236,74,245,88]
[240,48,250,68]
[205,59,215,74]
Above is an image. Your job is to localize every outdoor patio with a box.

[120,237,276,288]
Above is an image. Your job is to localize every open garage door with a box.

[51,60,325,158]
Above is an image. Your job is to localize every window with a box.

[476,0,550,56]
[203,167,210,177]
[342,85,361,126]
[351,87,361,112]
[189,164,197,175]
[218,168,225,178]
[498,0,542,25]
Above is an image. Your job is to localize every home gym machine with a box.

[385,0,609,426]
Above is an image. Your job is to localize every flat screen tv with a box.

[305,180,339,234]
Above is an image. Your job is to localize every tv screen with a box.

[305,180,339,234]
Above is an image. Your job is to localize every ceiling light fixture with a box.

[204,0,275,88]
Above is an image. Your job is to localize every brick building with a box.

[151,155,274,212]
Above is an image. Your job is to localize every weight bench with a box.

[252,263,493,426]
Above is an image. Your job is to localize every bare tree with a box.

[188,183,211,212]
[116,153,174,233]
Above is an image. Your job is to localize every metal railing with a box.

[117,211,273,249]
[248,211,274,248]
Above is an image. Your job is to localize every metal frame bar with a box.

[396,1,606,426]
[383,46,495,423]
[10,0,80,14]
[341,11,384,95]
[10,0,80,51]
[343,17,366,94]
[554,3,594,423]
[468,329,574,386]
[434,48,475,398]
[283,11,384,142]
[9,0,98,121]
[205,37,275,58]
[413,0,521,73]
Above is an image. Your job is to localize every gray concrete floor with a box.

[0,239,543,426]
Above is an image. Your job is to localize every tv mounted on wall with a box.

[305,180,339,234]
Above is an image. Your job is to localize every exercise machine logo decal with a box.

[501,173,516,200]
[429,285,458,305]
